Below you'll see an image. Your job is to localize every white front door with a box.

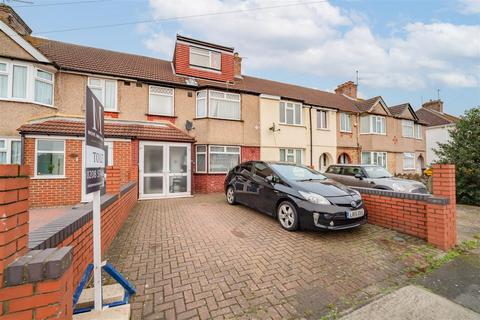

[139,141,191,199]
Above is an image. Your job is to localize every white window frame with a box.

[340,113,352,132]
[0,58,54,107]
[361,151,388,168]
[403,152,415,170]
[280,148,302,164]
[317,110,328,129]
[402,120,415,138]
[208,145,241,174]
[195,145,207,173]
[415,124,423,139]
[189,46,221,70]
[195,90,241,120]
[34,139,66,179]
[361,115,386,135]
[34,68,54,106]
[279,101,303,126]
[0,138,21,164]
[87,77,117,112]
[148,86,174,116]
[104,141,114,166]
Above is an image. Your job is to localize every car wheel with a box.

[277,201,298,231]
[226,186,236,205]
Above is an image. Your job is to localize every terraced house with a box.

[0,5,426,208]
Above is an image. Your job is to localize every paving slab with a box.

[340,285,480,320]
[73,304,130,320]
[417,254,480,313]
[76,284,125,309]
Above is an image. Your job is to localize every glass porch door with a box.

[139,142,191,199]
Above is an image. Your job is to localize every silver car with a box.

[324,164,429,194]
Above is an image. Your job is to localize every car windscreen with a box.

[364,166,393,178]
[271,164,327,181]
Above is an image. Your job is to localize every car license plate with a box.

[347,209,364,219]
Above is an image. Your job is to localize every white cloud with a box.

[143,0,480,90]
[458,0,480,14]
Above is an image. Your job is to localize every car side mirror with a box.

[266,175,277,184]
[354,173,364,180]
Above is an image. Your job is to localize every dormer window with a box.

[190,47,221,70]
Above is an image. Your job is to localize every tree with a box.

[434,107,480,205]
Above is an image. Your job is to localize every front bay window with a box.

[361,151,387,168]
[0,59,54,106]
[88,77,117,111]
[360,115,386,134]
[35,139,65,177]
[196,90,241,120]
[279,101,302,125]
[0,138,21,164]
[280,148,302,164]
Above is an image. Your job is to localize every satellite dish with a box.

[185,120,194,131]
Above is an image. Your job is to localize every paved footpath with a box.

[105,194,441,319]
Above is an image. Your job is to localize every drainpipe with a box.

[309,106,313,167]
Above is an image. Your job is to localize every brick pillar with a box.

[0,165,29,286]
[0,247,74,320]
[106,166,121,194]
[427,164,457,250]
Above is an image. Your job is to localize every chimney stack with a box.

[233,52,242,78]
[422,99,444,113]
[335,81,357,99]
[0,4,32,36]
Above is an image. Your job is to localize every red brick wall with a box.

[25,138,82,207]
[0,165,29,286]
[57,184,138,288]
[0,165,74,320]
[174,43,234,82]
[357,164,457,250]
[241,146,260,162]
[24,138,136,207]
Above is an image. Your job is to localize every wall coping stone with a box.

[28,182,137,250]
[352,187,449,205]
[4,247,72,286]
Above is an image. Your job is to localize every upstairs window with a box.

[279,101,302,125]
[402,120,414,138]
[0,59,54,106]
[340,113,352,132]
[88,77,117,111]
[317,110,328,129]
[195,90,241,120]
[149,86,174,116]
[415,124,422,139]
[360,115,386,134]
[190,47,221,70]
[35,70,54,105]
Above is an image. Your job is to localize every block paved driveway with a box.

[105,194,440,320]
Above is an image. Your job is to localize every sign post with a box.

[85,87,105,311]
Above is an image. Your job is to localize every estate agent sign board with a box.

[85,87,105,194]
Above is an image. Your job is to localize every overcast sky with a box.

[14,0,480,115]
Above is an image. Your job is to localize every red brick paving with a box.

[105,194,439,319]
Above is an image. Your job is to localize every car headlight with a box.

[392,183,406,192]
[298,191,330,205]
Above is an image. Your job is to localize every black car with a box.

[224,161,367,231]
